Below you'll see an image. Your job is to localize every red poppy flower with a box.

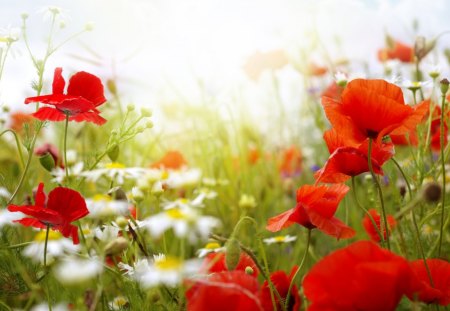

[407,259,450,306]
[150,150,187,170]
[322,81,343,102]
[322,79,429,143]
[430,118,448,152]
[378,40,414,63]
[260,267,301,311]
[279,145,302,177]
[25,68,107,125]
[201,252,259,277]
[266,183,355,239]
[186,271,263,311]
[362,209,397,243]
[390,129,419,146]
[303,241,415,311]
[7,183,89,244]
[314,129,394,183]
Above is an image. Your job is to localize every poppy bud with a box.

[39,152,56,172]
[107,145,120,162]
[421,182,441,204]
[440,78,449,95]
[224,238,241,271]
[106,79,117,95]
[104,237,128,256]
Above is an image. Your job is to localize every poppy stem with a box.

[351,177,384,242]
[438,88,447,257]
[367,138,391,250]
[285,228,311,310]
[43,224,50,267]
[63,114,70,182]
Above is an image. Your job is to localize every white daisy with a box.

[143,207,220,244]
[0,209,25,230]
[196,242,225,258]
[263,235,297,245]
[86,194,130,219]
[54,256,104,285]
[161,194,205,210]
[108,296,129,310]
[81,162,149,185]
[23,231,79,264]
[119,254,200,288]
[94,225,120,242]
[164,168,202,189]
[51,162,84,184]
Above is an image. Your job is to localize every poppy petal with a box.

[69,111,107,125]
[67,71,106,106]
[14,217,47,229]
[47,187,89,222]
[35,182,46,207]
[266,208,299,232]
[32,107,66,122]
[52,67,65,94]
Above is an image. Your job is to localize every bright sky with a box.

[0,0,449,111]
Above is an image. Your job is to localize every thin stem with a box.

[438,91,447,256]
[258,239,283,311]
[367,138,390,249]
[351,177,384,242]
[0,129,25,169]
[285,229,311,310]
[7,122,44,205]
[43,224,50,267]
[63,114,69,181]
[391,158,412,200]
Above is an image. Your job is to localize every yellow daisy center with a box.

[34,230,62,242]
[155,256,182,270]
[166,208,188,220]
[205,242,221,249]
[93,194,112,202]
[274,236,286,242]
[106,162,125,169]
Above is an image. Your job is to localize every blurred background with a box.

[1,0,449,140]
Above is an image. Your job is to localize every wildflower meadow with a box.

[0,1,449,310]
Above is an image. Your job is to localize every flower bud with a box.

[421,182,441,204]
[126,103,135,112]
[107,145,120,162]
[104,237,128,256]
[141,108,152,117]
[38,153,56,172]
[245,266,254,275]
[238,194,257,210]
[440,78,449,95]
[115,216,128,229]
[145,120,154,129]
[106,79,117,95]
[224,238,241,271]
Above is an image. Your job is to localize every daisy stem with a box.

[438,89,447,257]
[285,228,311,311]
[63,114,70,182]
[351,177,384,242]
[43,224,50,267]
[367,138,390,250]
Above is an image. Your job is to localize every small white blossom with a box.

[54,256,103,285]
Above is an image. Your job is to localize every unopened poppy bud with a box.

[115,216,128,229]
[440,78,449,95]
[225,238,241,271]
[2,106,10,113]
[421,182,441,204]
[239,194,257,210]
[141,108,152,117]
[104,237,128,256]
[106,80,117,95]
[150,292,160,303]
[245,266,254,275]
[39,153,55,172]
[107,145,120,162]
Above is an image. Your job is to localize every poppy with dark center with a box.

[201,252,259,277]
[186,271,263,311]
[322,79,429,143]
[260,267,301,311]
[362,209,397,243]
[407,259,450,306]
[25,67,107,125]
[314,129,394,184]
[303,241,416,311]
[7,183,89,244]
[378,40,414,63]
[266,183,355,239]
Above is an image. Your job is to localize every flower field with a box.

[0,2,449,310]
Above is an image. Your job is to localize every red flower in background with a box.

[279,145,302,177]
[260,268,301,311]
[7,183,89,244]
[25,67,107,125]
[266,183,355,239]
[407,259,450,306]
[362,209,397,243]
[314,129,394,183]
[186,271,263,311]
[430,117,448,152]
[150,150,187,170]
[390,129,419,146]
[9,111,34,134]
[201,252,259,277]
[303,241,416,311]
[378,40,414,63]
[322,79,429,143]
[35,143,64,168]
